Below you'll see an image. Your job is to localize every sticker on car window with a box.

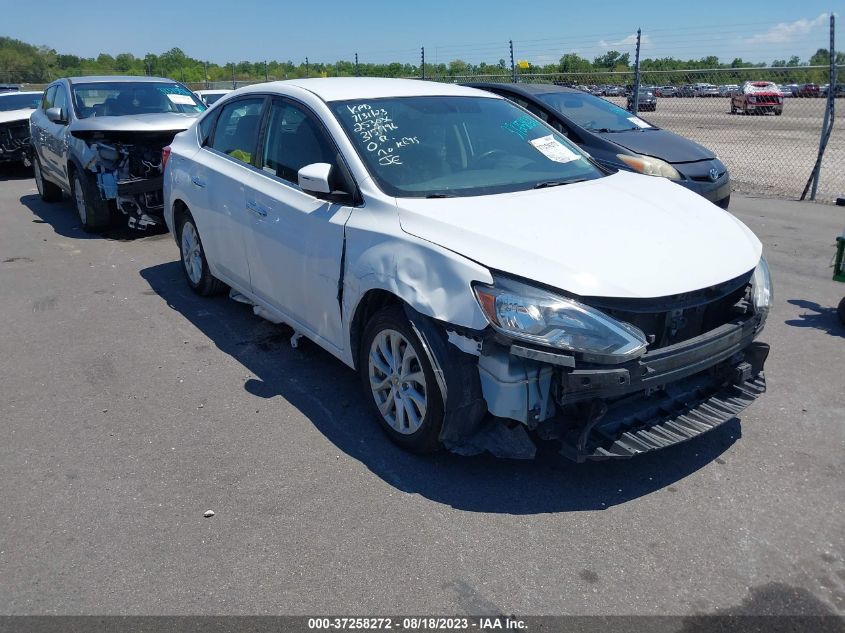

[502,115,539,139]
[627,116,652,129]
[528,135,580,163]
[167,93,197,106]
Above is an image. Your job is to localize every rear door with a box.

[191,96,267,289]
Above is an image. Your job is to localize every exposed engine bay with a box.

[0,120,31,166]
[79,130,180,230]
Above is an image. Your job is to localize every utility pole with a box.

[355,53,359,77]
[264,61,268,82]
[231,63,235,89]
[509,40,516,83]
[631,28,642,114]
[305,57,309,78]
[803,13,836,200]
[421,46,425,80]
[204,61,209,89]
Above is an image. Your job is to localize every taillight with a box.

[161,146,172,171]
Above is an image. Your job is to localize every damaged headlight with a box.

[617,153,682,180]
[750,256,773,326]
[473,276,648,364]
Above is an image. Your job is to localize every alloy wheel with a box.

[180,221,203,285]
[368,329,428,435]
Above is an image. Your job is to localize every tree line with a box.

[1,36,841,86]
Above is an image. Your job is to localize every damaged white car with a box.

[30,76,205,231]
[164,79,771,461]
[0,91,40,167]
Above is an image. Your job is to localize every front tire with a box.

[177,212,226,296]
[71,171,110,232]
[360,306,444,453]
[33,154,62,202]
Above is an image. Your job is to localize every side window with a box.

[198,108,220,146]
[261,99,339,187]
[511,95,550,123]
[52,86,69,120]
[209,98,264,164]
[41,86,57,110]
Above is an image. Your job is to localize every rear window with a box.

[71,82,206,119]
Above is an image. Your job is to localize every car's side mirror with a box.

[298,162,357,205]
[298,162,333,195]
[46,107,66,124]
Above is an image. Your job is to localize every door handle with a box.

[191,176,206,188]
[246,200,267,217]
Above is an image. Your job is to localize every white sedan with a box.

[163,78,771,461]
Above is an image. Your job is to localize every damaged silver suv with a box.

[30,76,205,231]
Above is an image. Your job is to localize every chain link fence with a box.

[11,69,843,204]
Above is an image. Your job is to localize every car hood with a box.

[0,109,35,125]
[598,128,715,163]
[396,170,761,299]
[69,113,199,140]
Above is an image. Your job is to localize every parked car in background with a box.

[777,84,793,98]
[195,89,231,106]
[820,84,845,98]
[676,85,696,97]
[603,85,625,97]
[164,78,770,461]
[797,83,821,98]
[626,88,656,112]
[0,91,41,167]
[731,81,784,115]
[655,86,676,97]
[0,84,20,93]
[718,84,739,97]
[30,76,206,231]
[467,82,731,208]
[694,83,720,97]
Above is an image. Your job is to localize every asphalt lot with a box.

[0,166,843,616]
[606,96,843,203]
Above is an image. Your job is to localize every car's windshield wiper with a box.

[424,193,456,198]
[533,178,588,189]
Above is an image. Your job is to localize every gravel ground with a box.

[0,168,843,616]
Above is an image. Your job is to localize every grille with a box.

[581,270,753,349]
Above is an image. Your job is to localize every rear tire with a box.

[359,305,445,453]
[33,154,62,202]
[71,170,110,232]
[177,211,226,296]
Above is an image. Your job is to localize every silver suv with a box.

[29,76,205,232]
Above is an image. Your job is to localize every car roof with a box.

[467,82,580,97]
[236,78,495,102]
[195,89,231,94]
[64,76,177,85]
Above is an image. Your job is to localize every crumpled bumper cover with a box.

[561,367,766,461]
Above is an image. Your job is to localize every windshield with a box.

[0,93,40,111]
[71,82,205,119]
[537,92,654,133]
[330,96,601,198]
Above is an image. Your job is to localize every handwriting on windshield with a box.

[347,103,419,166]
[502,115,539,139]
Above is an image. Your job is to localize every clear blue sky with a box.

[1,0,838,66]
